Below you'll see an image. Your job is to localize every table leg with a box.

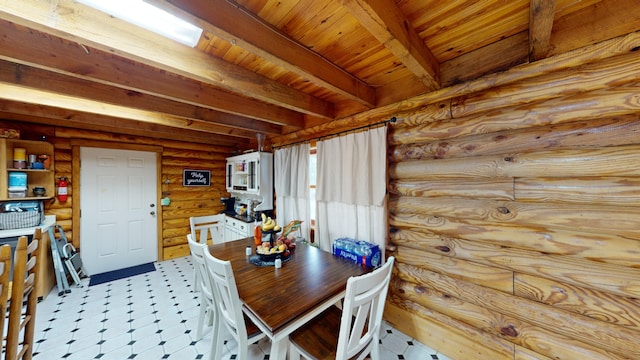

[269,337,288,360]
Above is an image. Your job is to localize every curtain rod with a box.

[271,116,396,150]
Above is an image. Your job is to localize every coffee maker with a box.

[220,197,235,215]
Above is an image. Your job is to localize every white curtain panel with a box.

[274,143,311,241]
[316,126,387,256]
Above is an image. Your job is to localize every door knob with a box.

[150,211,156,216]
[150,204,155,208]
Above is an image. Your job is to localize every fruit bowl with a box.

[255,235,290,261]
[256,249,289,262]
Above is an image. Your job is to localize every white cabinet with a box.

[226,152,273,210]
[224,216,253,242]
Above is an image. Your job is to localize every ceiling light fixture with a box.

[77,0,203,47]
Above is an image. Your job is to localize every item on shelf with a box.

[0,201,44,229]
[0,128,20,139]
[38,155,51,169]
[8,189,27,198]
[13,147,26,169]
[28,154,38,168]
[8,172,27,190]
[32,187,46,197]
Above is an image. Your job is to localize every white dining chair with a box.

[203,250,266,360]
[288,256,395,360]
[190,214,225,245]
[190,214,225,291]
[187,234,217,341]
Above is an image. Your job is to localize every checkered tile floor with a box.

[32,256,450,360]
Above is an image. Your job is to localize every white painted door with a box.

[80,147,158,275]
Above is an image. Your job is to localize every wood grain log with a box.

[56,126,233,153]
[515,176,640,206]
[451,51,640,120]
[396,246,513,293]
[395,262,640,359]
[514,345,554,360]
[389,144,640,180]
[390,83,640,145]
[385,295,513,360]
[162,148,228,161]
[389,115,640,161]
[388,178,514,199]
[392,277,630,359]
[162,227,190,241]
[162,235,187,248]
[389,223,640,268]
[163,244,189,260]
[162,217,191,229]
[162,208,225,220]
[514,273,640,329]
[46,207,72,221]
[389,229,640,298]
[390,195,640,238]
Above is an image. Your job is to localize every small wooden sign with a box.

[183,169,211,186]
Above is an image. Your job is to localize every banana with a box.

[261,217,276,231]
[261,213,267,223]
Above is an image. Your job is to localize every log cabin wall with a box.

[0,120,232,261]
[384,50,640,359]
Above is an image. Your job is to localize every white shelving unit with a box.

[226,151,273,211]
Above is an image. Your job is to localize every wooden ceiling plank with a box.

[549,0,640,57]
[529,0,557,61]
[0,83,259,139]
[0,19,303,128]
[0,0,334,119]
[0,59,282,136]
[342,0,440,90]
[153,0,377,107]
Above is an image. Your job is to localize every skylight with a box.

[77,0,203,47]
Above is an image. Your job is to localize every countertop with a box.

[222,211,257,223]
[0,214,56,237]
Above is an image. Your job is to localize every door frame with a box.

[70,139,164,261]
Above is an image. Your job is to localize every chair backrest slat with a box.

[6,230,40,360]
[0,244,12,342]
[337,256,395,360]
[190,215,225,245]
[203,250,248,341]
[187,234,215,303]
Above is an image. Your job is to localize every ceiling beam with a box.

[0,19,304,129]
[529,0,557,61]
[342,0,440,90]
[153,0,377,108]
[0,60,282,137]
[0,83,259,140]
[0,0,335,119]
[0,107,240,146]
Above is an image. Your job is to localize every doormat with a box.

[88,262,156,286]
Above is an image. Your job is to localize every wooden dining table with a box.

[209,237,371,360]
